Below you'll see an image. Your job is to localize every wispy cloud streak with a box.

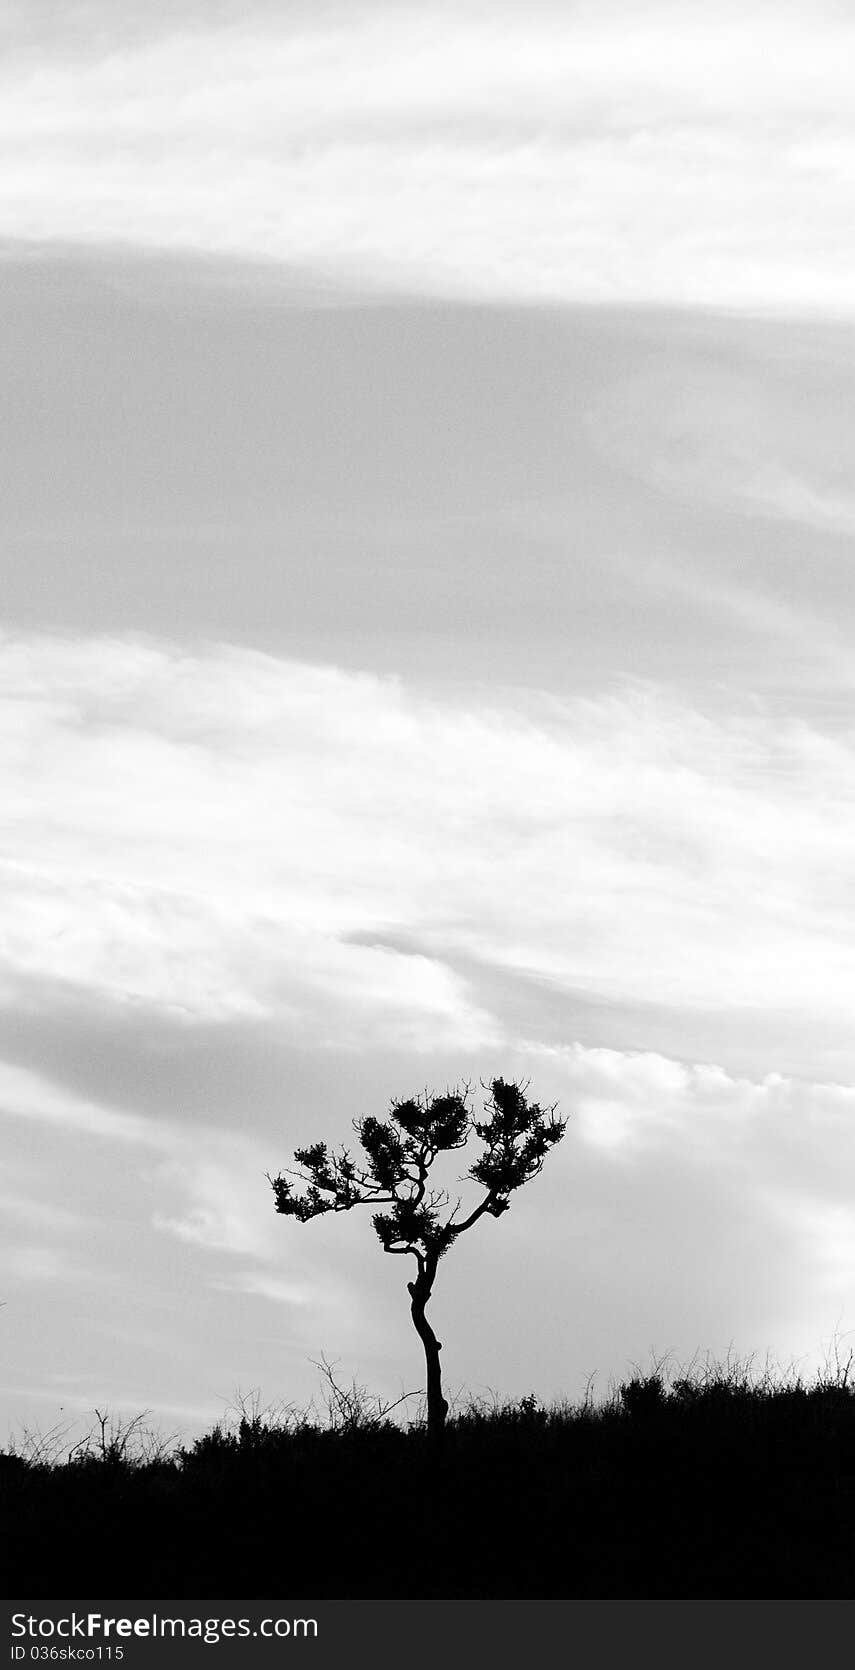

[4,631,855,1057]
[1,2,854,309]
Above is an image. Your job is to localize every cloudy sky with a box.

[2,0,855,1442]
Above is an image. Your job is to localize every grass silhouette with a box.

[3,1352,854,1598]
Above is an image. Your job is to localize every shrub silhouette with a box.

[268,1077,565,1440]
[620,1375,666,1418]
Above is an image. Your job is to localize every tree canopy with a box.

[270,1077,566,1268]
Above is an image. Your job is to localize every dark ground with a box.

[3,1370,854,1598]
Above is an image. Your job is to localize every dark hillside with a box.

[4,1369,854,1598]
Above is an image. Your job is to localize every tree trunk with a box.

[408,1268,448,1443]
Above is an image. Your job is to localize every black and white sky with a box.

[2,0,855,1434]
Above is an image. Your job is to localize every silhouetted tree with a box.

[269,1078,566,1442]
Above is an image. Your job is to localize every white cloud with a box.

[1,3,854,311]
[527,1040,855,1174]
[153,1148,284,1258]
[589,361,855,536]
[515,1038,855,1323]
[0,634,496,1044]
[7,630,855,1054]
[6,1246,79,1284]
[213,1272,315,1307]
[0,1043,328,1321]
[0,1058,164,1143]
[0,1190,82,1231]
[749,471,855,536]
